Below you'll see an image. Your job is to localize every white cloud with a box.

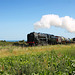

[34,14,75,33]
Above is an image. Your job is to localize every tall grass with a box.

[0,44,75,74]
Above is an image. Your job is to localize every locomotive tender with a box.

[27,32,70,46]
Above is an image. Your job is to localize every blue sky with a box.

[0,0,75,40]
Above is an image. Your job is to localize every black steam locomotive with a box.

[73,38,75,42]
[27,32,71,46]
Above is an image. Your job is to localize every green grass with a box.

[0,44,75,75]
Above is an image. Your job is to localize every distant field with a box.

[0,44,75,74]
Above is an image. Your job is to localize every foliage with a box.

[0,40,27,47]
[0,44,75,75]
[0,41,13,46]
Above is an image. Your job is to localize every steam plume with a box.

[34,14,75,33]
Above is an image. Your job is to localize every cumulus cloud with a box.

[34,14,75,33]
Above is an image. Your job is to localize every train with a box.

[27,32,75,46]
[73,38,75,43]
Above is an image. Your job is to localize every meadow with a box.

[0,44,75,75]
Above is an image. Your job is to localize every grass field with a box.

[0,44,75,75]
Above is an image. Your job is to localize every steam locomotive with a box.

[27,32,72,46]
[73,38,75,42]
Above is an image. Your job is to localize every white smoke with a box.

[34,14,75,33]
